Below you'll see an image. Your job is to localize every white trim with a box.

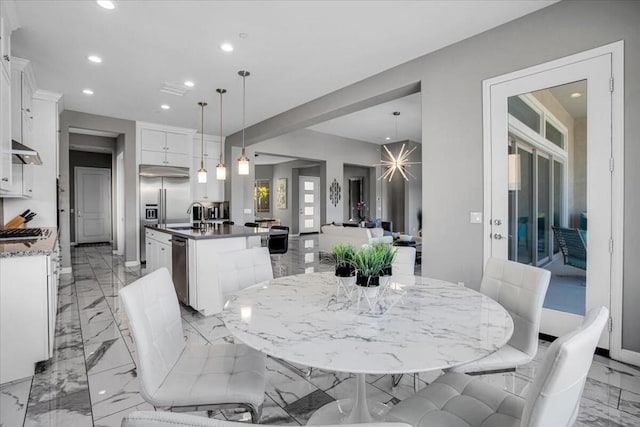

[483,41,628,361]
[136,121,197,136]
[124,260,140,267]
[33,89,62,102]
[608,41,626,363]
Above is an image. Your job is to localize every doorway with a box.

[75,166,112,244]
[299,176,320,233]
[483,42,624,355]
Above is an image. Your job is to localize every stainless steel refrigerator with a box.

[139,165,191,263]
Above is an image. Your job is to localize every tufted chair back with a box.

[481,257,550,359]
[522,306,608,426]
[218,247,274,301]
[119,268,185,402]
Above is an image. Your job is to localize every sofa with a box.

[319,224,393,253]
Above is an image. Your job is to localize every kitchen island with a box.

[144,224,285,316]
[0,228,60,384]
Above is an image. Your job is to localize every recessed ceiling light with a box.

[385,137,391,141]
[220,43,234,52]
[570,92,582,98]
[160,104,170,110]
[83,89,94,95]
[88,55,102,63]
[184,81,195,88]
[96,1,115,10]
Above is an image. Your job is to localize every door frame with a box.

[298,175,321,234]
[482,41,627,362]
[74,166,113,244]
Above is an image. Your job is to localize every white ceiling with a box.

[547,80,588,119]
[12,1,556,136]
[309,92,422,144]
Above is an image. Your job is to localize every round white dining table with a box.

[221,272,513,425]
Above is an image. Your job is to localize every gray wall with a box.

[69,149,112,243]
[223,2,640,352]
[59,111,137,268]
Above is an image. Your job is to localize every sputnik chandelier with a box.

[377,112,420,182]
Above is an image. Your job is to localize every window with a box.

[508,96,540,133]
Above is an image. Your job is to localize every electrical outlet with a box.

[469,212,482,224]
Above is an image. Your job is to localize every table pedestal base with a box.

[306,399,390,425]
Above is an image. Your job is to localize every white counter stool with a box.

[387,306,608,427]
[119,268,267,422]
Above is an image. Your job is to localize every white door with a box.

[299,176,320,233]
[484,49,618,349]
[76,167,112,244]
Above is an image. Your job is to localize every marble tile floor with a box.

[1,236,638,426]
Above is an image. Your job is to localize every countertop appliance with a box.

[139,165,191,263]
[171,235,189,304]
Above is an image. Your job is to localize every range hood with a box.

[12,140,42,165]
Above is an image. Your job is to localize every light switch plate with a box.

[244,208,252,214]
[469,212,482,224]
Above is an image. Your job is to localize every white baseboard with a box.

[70,242,77,247]
[60,267,72,274]
[124,260,140,267]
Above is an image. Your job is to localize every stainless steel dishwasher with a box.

[171,236,189,305]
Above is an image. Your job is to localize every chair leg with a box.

[249,404,262,424]
[413,373,420,393]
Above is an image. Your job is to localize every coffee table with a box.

[221,272,513,424]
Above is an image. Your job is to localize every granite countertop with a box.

[0,227,58,258]
[146,224,286,240]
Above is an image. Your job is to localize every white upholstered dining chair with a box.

[386,306,608,427]
[217,246,274,305]
[119,268,267,422]
[392,246,416,276]
[449,257,550,374]
[122,411,412,427]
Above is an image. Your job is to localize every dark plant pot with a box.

[335,265,355,277]
[381,266,392,277]
[356,274,380,287]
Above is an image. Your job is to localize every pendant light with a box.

[197,101,208,183]
[237,70,250,176]
[377,111,421,182]
[216,88,227,180]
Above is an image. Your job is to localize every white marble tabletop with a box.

[222,272,514,375]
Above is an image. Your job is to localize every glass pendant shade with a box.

[238,154,250,176]
[216,163,227,180]
[198,166,207,183]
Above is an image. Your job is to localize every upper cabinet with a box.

[191,134,224,202]
[137,124,193,168]
[11,58,35,146]
[0,63,10,191]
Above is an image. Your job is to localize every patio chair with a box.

[552,226,587,270]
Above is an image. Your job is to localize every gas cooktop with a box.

[0,228,46,241]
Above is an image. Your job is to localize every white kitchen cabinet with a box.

[11,58,35,149]
[145,229,172,274]
[140,128,191,167]
[3,163,33,198]
[0,63,10,191]
[1,246,59,383]
[0,13,11,76]
[192,156,224,201]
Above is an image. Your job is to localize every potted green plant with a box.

[352,246,385,289]
[371,243,396,277]
[333,243,356,277]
